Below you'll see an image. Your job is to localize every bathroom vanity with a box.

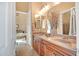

[32,3,76,56]
[33,34,76,56]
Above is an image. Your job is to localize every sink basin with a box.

[56,39,70,43]
[55,39,76,49]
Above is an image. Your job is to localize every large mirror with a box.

[62,11,71,35]
[34,14,51,34]
[34,7,76,36]
[59,8,76,36]
[35,16,42,30]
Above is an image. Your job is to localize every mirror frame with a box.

[58,7,76,36]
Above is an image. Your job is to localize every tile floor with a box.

[15,40,39,56]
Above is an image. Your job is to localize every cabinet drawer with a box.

[54,50,64,56]
[45,48,55,56]
[42,40,55,48]
[53,44,75,56]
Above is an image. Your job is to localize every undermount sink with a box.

[55,38,76,50]
[56,39,69,43]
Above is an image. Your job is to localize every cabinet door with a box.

[33,38,35,49]
[42,40,55,56]
[54,50,64,56]
[34,39,38,51]
[40,42,45,56]
[44,46,55,56]
[36,39,41,55]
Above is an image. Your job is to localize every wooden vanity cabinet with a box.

[33,37,41,55]
[33,38,56,56]
[33,36,76,56]
[40,41,45,56]
[41,40,55,56]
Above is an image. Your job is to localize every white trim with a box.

[76,2,79,56]
[5,3,8,48]
[57,13,63,35]
[59,7,75,36]
[16,11,29,14]
[60,7,75,14]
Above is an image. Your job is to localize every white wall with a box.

[76,2,79,56]
[0,3,6,55]
[26,3,32,48]
[0,3,16,56]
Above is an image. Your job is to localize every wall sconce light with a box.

[54,2,61,5]
[35,14,40,18]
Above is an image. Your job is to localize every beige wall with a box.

[16,2,30,32]
[62,11,70,34]
[16,13,28,32]
[16,2,29,12]
[63,11,70,24]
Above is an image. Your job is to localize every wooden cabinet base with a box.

[33,36,76,56]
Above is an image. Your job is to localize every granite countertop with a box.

[35,34,76,52]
